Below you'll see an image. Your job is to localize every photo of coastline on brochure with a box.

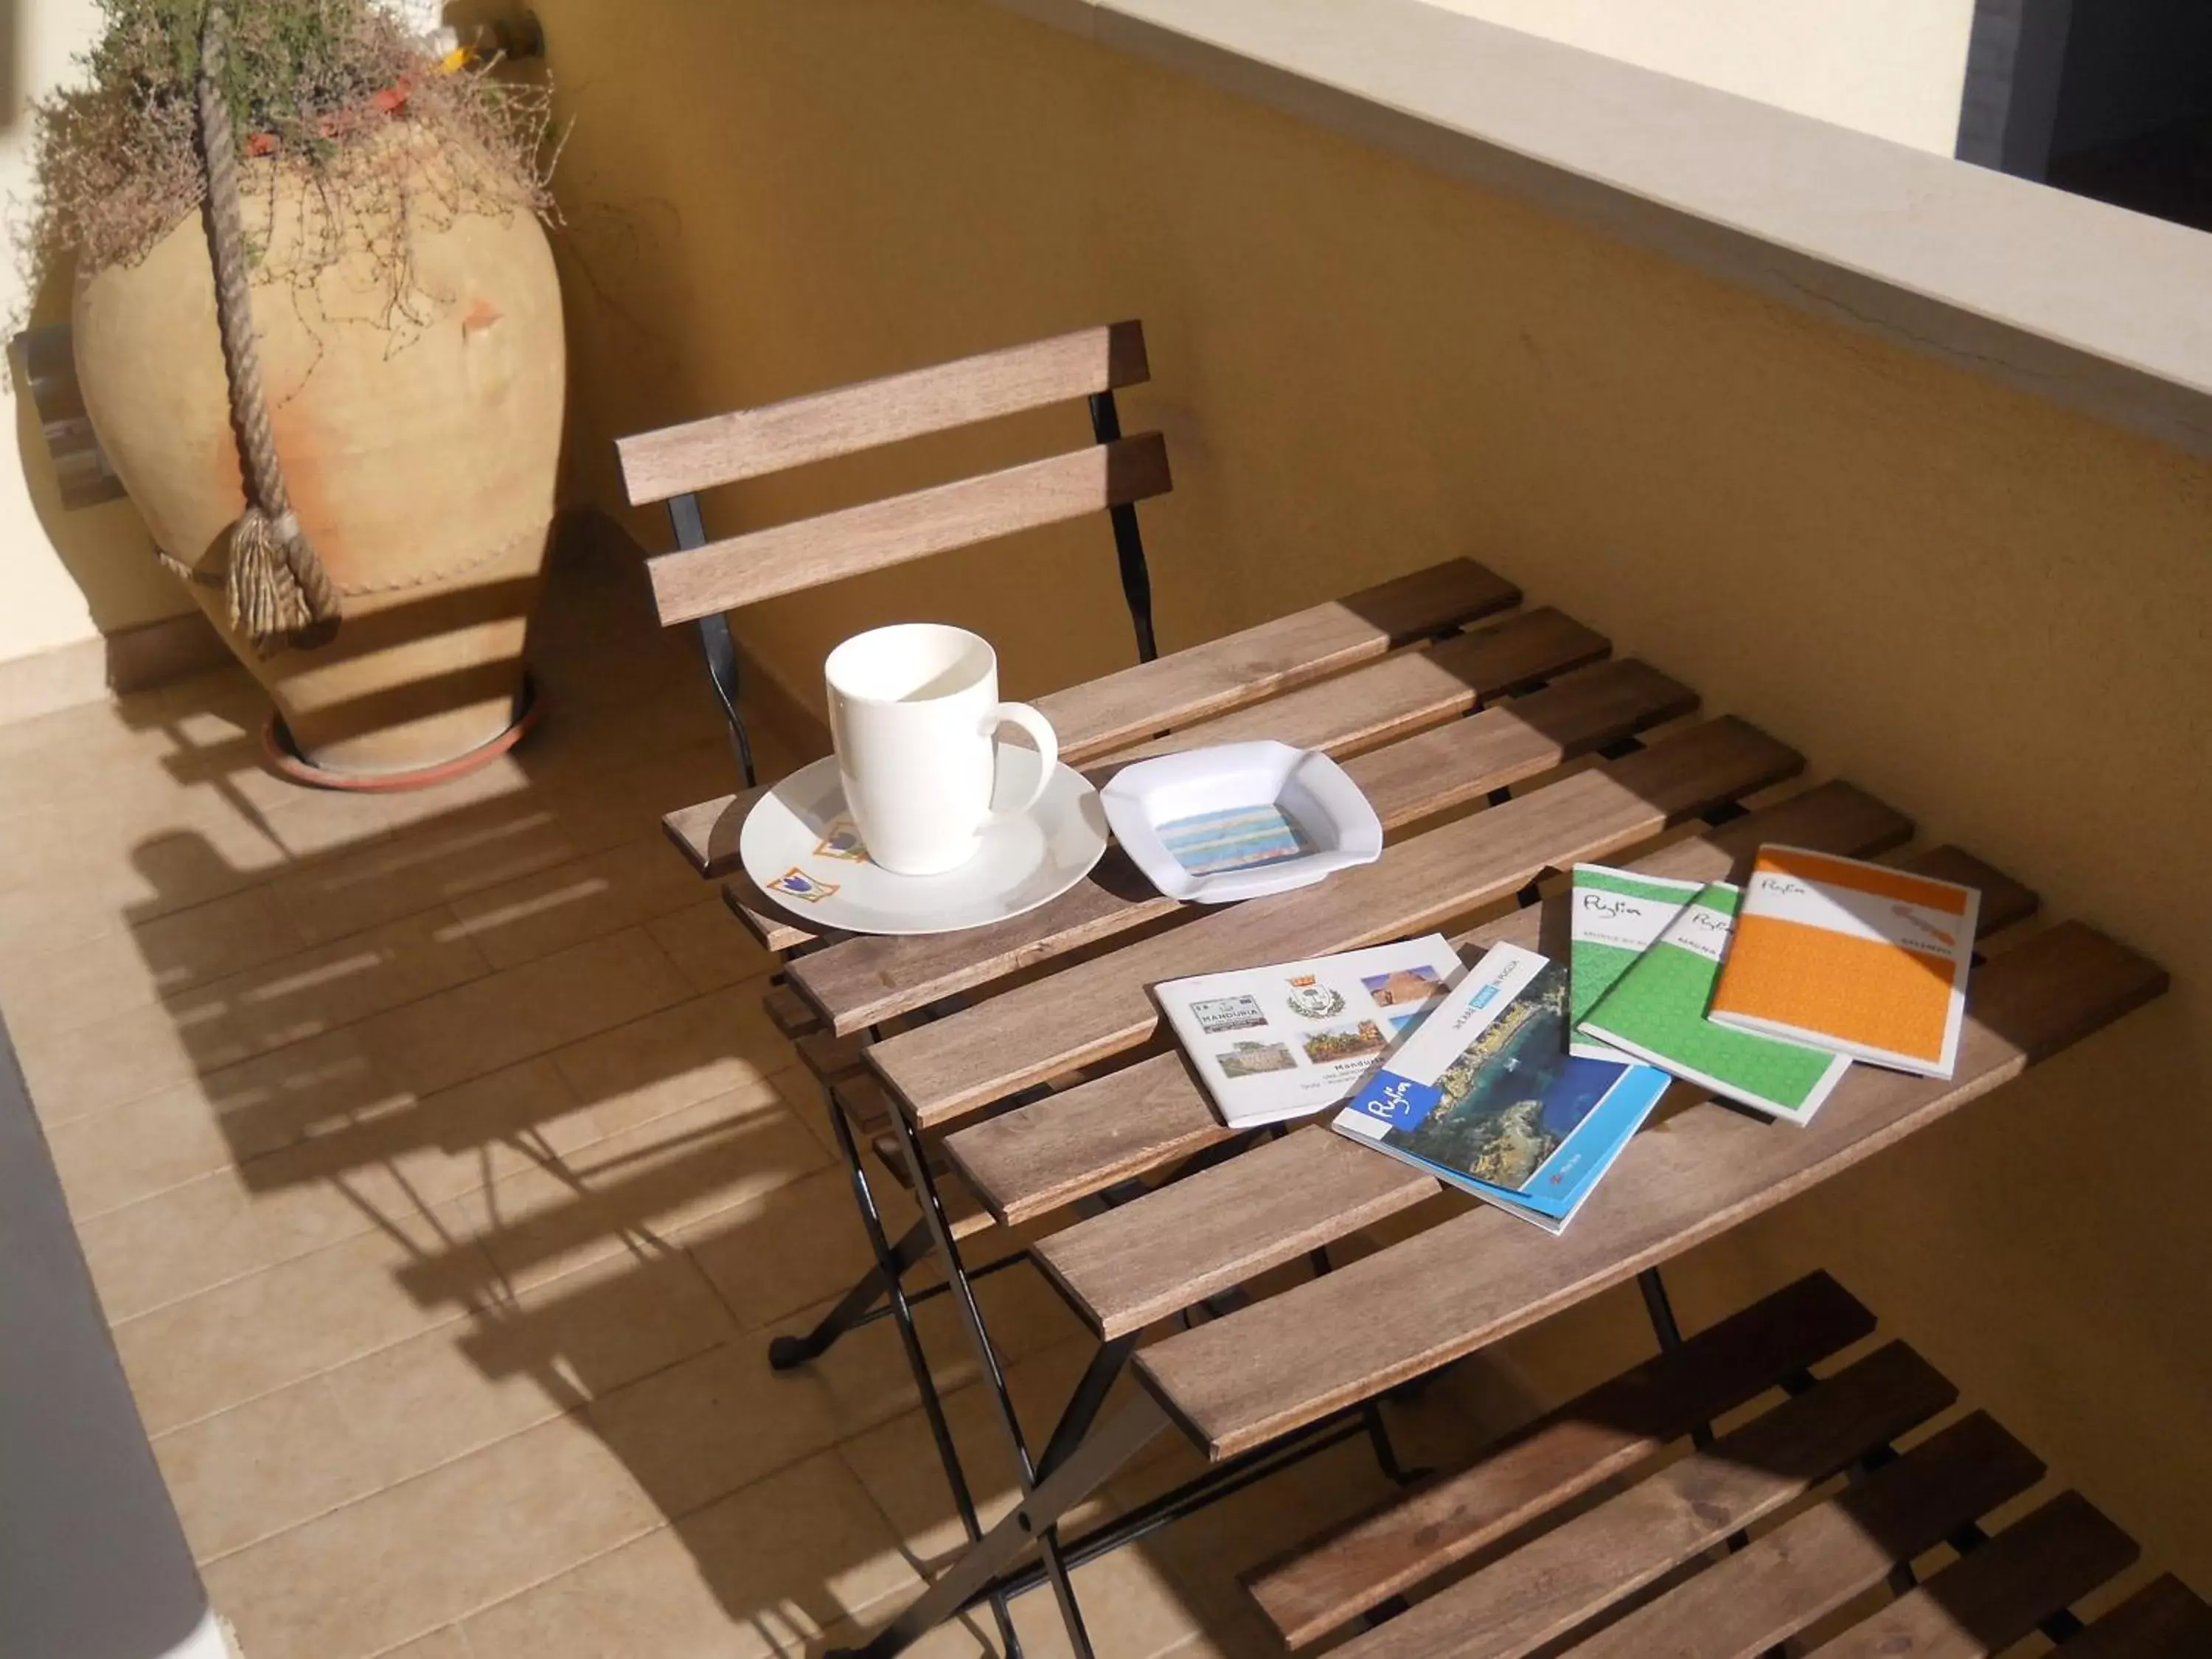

[1335,943,1670,1232]
[1384,961,1613,1187]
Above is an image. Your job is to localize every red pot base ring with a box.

[260,675,544,793]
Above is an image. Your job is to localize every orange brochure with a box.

[1708,846,1980,1079]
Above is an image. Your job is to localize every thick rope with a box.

[195,0,341,655]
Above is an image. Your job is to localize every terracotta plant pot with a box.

[72,142,564,780]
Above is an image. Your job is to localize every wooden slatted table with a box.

[690,560,2168,1659]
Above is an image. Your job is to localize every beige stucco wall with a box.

[1419,0,1980,153]
[537,0,2212,1585]
[0,0,186,671]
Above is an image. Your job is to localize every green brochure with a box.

[1567,864,1705,1062]
[1576,881,1851,1125]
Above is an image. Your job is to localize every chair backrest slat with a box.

[647,431,1170,625]
[619,319,1150,505]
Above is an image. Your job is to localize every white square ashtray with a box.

[1099,740,1384,903]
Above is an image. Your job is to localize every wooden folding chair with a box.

[1248,1271,2212,1659]
[616,321,1173,1659]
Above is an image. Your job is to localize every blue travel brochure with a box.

[1332,942,1670,1234]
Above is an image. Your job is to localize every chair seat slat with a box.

[1805,1490,2138,1659]
[2048,1575,2212,1657]
[762,983,820,1038]
[1041,558,1523,765]
[796,1026,869,1083]
[1246,1270,1877,1647]
[1329,1344,1964,1659]
[1559,1413,2045,1659]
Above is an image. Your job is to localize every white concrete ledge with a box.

[994,0,2212,459]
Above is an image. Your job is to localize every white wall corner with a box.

[159,1608,239,1659]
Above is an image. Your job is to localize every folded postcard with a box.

[1708,846,1980,1079]
[1155,935,1464,1129]
[1332,943,1669,1234]
[1568,864,1705,1063]
[1577,882,1851,1125]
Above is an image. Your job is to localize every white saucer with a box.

[740,743,1110,936]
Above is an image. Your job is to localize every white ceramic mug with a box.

[824,624,1059,876]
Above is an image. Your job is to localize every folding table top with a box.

[691,557,2165,1464]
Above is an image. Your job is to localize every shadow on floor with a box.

[58,520,1309,1658]
[53,529,2093,1659]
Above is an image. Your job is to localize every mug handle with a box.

[987,702,1059,818]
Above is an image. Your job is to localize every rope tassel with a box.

[226,508,330,655]
[194,0,343,655]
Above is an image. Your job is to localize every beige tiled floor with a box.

[1,541,1453,1659]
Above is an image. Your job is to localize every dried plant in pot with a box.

[32,0,564,783]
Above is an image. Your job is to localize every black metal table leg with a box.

[832,1393,1174,1659]
[888,1105,1101,1659]
[816,1079,1023,1658]
[801,1058,1427,1659]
